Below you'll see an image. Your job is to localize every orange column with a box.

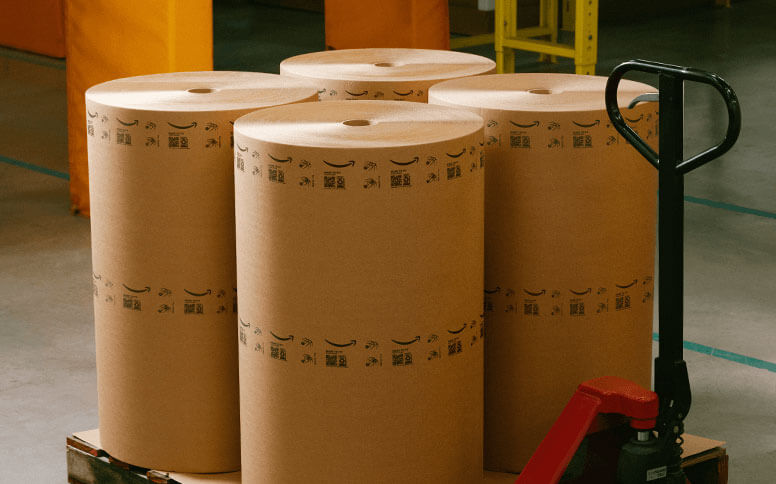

[324,0,450,50]
[65,0,213,216]
[0,0,66,58]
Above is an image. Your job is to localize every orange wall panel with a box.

[65,0,213,216]
[324,0,450,50]
[0,0,66,58]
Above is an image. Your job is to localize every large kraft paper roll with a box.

[280,48,495,102]
[86,71,318,472]
[234,100,485,483]
[429,74,659,472]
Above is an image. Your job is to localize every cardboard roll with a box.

[85,71,318,111]
[280,48,495,102]
[429,74,659,473]
[234,100,485,483]
[86,71,317,473]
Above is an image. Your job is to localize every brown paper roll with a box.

[429,74,659,472]
[280,48,495,102]
[86,71,318,472]
[234,100,485,483]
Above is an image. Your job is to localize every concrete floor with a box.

[1,1,775,482]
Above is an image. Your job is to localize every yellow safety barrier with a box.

[451,0,598,75]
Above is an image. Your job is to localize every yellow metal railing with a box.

[451,0,599,75]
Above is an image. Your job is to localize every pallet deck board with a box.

[67,430,728,483]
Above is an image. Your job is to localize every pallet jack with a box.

[514,60,741,484]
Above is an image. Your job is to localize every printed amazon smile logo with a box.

[570,288,592,296]
[625,114,644,123]
[323,160,356,168]
[447,323,467,335]
[392,89,413,96]
[484,286,500,294]
[268,154,291,163]
[122,284,150,293]
[524,289,545,297]
[270,332,294,342]
[446,149,466,158]
[167,121,197,129]
[239,318,250,328]
[391,336,420,345]
[572,120,600,128]
[184,288,211,297]
[509,120,540,128]
[325,339,357,348]
[345,90,368,97]
[87,111,98,118]
[616,279,638,289]
[390,156,419,166]
[117,118,138,127]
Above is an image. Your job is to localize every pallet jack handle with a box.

[605,60,741,483]
[605,60,741,174]
[512,61,740,484]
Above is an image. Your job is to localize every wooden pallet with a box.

[682,435,728,484]
[67,430,727,483]
[67,430,239,484]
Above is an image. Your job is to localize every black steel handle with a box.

[605,59,742,174]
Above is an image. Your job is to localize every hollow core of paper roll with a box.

[280,48,496,82]
[428,73,656,111]
[187,87,218,93]
[85,70,319,112]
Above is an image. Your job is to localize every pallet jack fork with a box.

[515,60,741,484]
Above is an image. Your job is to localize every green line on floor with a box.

[0,46,66,70]
[652,333,776,373]
[685,195,776,220]
[0,155,69,180]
